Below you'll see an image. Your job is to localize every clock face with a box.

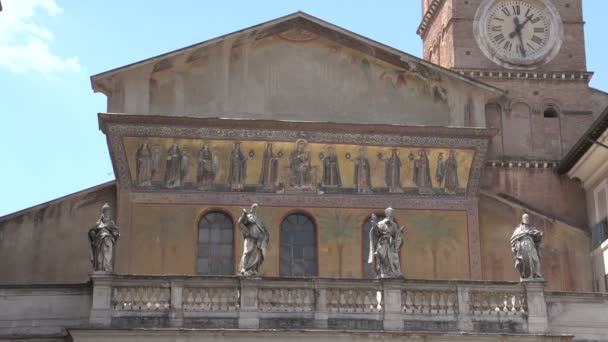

[474,0,563,69]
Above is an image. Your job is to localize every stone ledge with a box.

[68,328,574,342]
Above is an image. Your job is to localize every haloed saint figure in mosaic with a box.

[413,150,433,195]
[322,145,341,188]
[165,142,190,189]
[289,139,314,190]
[383,149,402,193]
[88,203,120,273]
[352,147,372,194]
[511,214,544,281]
[196,144,218,190]
[229,142,247,191]
[368,207,404,279]
[436,150,459,194]
[259,142,281,191]
[135,139,154,187]
[238,203,269,276]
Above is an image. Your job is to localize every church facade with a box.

[1,1,608,341]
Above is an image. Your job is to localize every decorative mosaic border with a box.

[104,120,489,200]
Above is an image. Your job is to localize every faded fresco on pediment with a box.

[148,28,454,126]
[124,137,475,196]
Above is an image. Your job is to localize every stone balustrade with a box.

[89,274,547,334]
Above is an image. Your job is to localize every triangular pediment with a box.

[91,12,502,127]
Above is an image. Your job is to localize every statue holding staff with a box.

[238,203,270,276]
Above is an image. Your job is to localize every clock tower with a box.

[419,0,607,160]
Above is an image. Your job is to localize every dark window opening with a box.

[197,211,234,275]
[280,213,317,277]
[544,107,559,118]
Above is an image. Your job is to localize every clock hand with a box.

[509,16,521,39]
[517,29,526,57]
[520,15,533,28]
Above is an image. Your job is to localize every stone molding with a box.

[454,69,593,83]
[485,160,559,170]
[417,0,447,38]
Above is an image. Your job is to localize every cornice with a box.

[417,0,447,38]
[485,160,559,170]
[454,68,593,83]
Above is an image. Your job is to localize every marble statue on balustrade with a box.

[289,139,314,190]
[238,203,269,276]
[413,150,433,195]
[259,142,281,191]
[511,213,544,281]
[196,144,218,190]
[436,150,459,194]
[368,207,404,279]
[382,149,402,193]
[88,203,120,273]
[322,145,341,188]
[229,142,247,191]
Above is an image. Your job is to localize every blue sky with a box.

[0,0,607,217]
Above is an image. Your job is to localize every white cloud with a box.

[0,0,81,74]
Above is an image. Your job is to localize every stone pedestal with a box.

[89,273,112,326]
[239,278,260,329]
[169,279,184,327]
[524,281,548,334]
[383,279,404,331]
[314,287,329,329]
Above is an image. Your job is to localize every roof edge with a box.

[0,181,116,223]
[556,105,608,174]
[479,190,588,233]
[90,11,504,96]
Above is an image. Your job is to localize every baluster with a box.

[402,291,412,314]
[345,290,354,313]
[430,292,438,314]
[354,291,364,313]
[437,292,446,314]
[112,288,121,310]
[132,288,142,310]
[184,289,193,310]
[294,290,303,312]
[421,292,430,314]
[505,293,514,314]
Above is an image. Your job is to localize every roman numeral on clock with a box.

[504,41,512,51]
[512,5,521,15]
[501,7,511,16]
[492,26,502,32]
[531,35,543,44]
[534,27,545,33]
[531,16,541,24]
[494,34,505,44]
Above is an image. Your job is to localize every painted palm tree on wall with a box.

[407,211,457,278]
[318,209,360,277]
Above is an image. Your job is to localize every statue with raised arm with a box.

[88,203,120,273]
[238,203,269,276]
[511,213,544,281]
[368,207,404,279]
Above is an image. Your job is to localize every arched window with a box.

[544,106,559,118]
[197,211,234,275]
[280,213,317,277]
[362,214,385,278]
